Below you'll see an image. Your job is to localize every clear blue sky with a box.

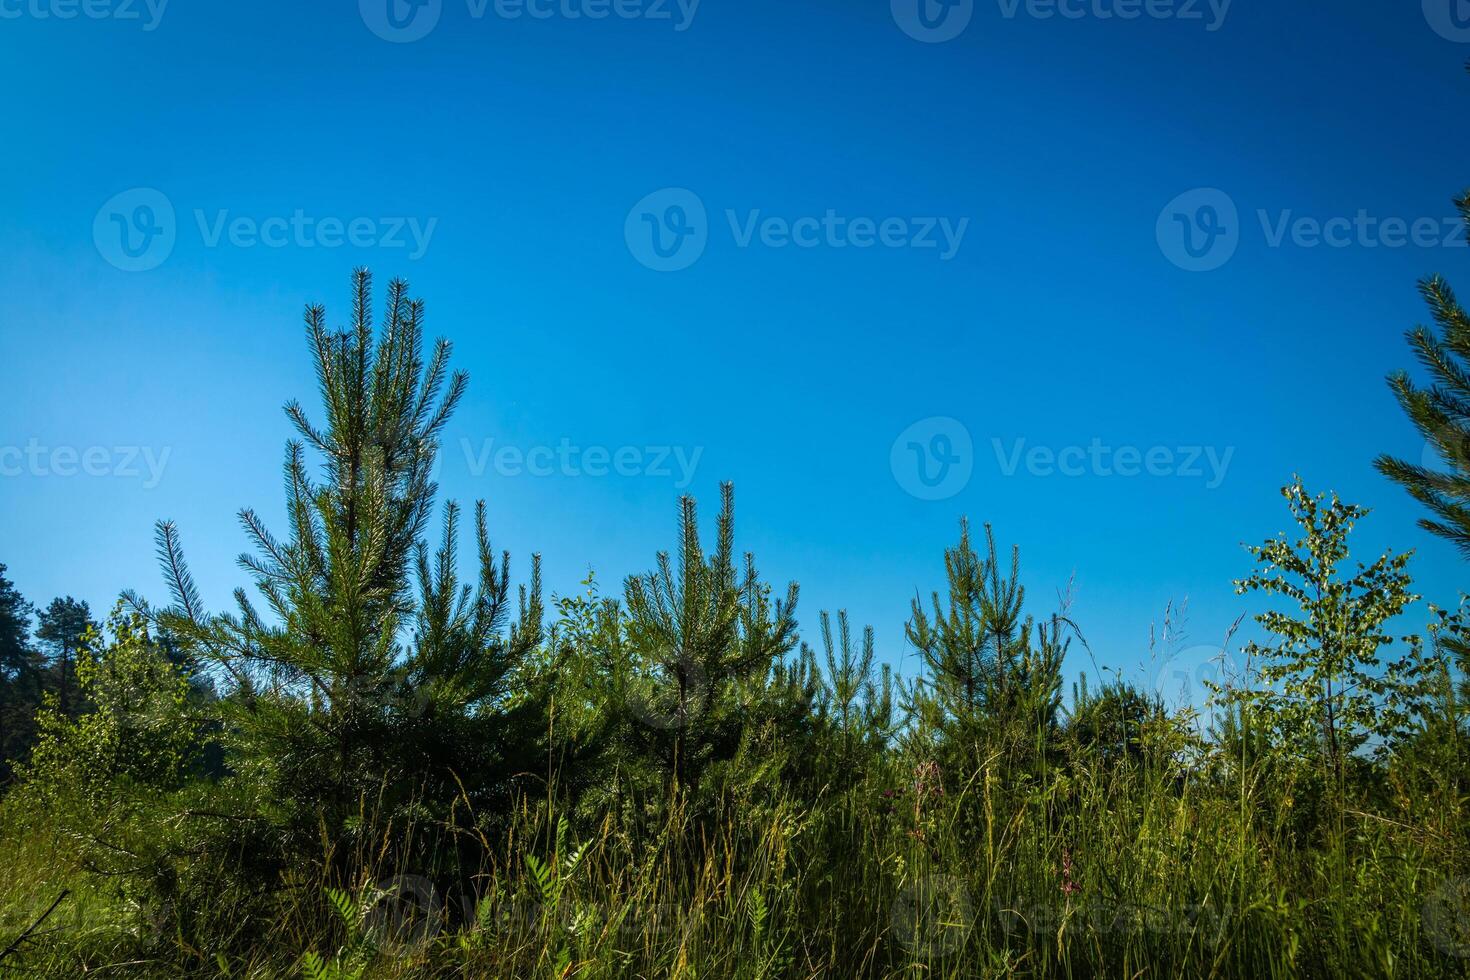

[3,0,1469,702]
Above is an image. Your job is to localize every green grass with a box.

[3,747,1467,979]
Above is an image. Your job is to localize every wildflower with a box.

[1059,847,1080,897]
[913,760,944,800]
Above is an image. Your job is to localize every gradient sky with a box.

[3,0,1470,705]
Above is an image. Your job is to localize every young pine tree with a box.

[136,270,543,870]
[620,483,799,794]
[1063,674,1171,771]
[906,520,1065,775]
[815,609,894,780]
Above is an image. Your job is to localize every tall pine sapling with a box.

[906,520,1065,771]
[131,270,542,854]
[621,483,798,792]
[816,609,894,777]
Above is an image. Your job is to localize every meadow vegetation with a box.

[3,266,1470,977]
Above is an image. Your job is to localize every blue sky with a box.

[3,0,1470,704]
